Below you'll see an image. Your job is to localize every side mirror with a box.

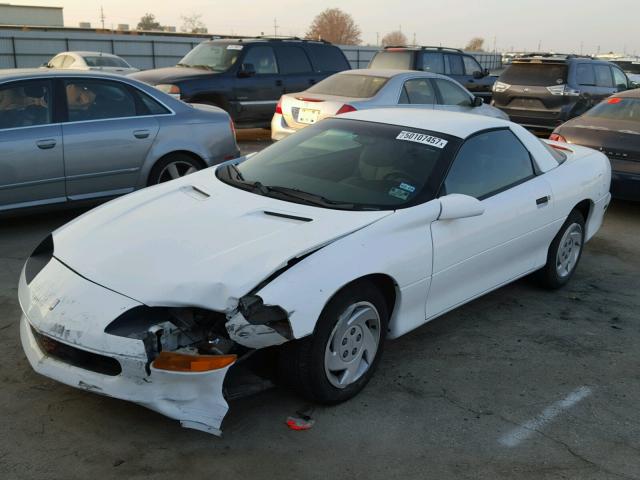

[438,194,484,220]
[472,70,484,79]
[483,68,490,77]
[41,62,51,68]
[473,96,484,107]
[238,63,256,78]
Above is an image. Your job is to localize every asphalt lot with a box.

[1,132,639,479]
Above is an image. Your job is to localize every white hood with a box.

[53,169,392,311]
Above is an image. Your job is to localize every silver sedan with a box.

[272,69,509,140]
[0,70,239,214]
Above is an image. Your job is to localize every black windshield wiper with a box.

[262,185,357,209]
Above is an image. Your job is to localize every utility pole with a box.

[493,36,497,53]
[537,40,541,51]
[273,18,279,37]
[412,32,416,45]
[100,6,105,30]
[375,32,379,46]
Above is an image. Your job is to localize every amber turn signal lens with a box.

[152,351,236,372]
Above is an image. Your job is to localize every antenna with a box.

[273,18,279,37]
[100,6,105,30]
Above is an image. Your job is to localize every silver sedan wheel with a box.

[556,223,583,278]
[324,301,381,389]
[156,161,199,184]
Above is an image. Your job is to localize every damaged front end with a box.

[19,256,295,436]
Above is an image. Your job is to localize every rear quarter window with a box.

[500,63,568,86]
[306,45,350,72]
[307,74,389,98]
[369,51,413,70]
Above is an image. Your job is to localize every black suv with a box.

[131,37,350,128]
[492,54,630,130]
[368,46,496,100]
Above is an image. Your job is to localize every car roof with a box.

[60,51,122,58]
[614,88,640,99]
[0,68,137,83]
[338,68,442,80]
[340,108,510,139]
[207,37,332,46]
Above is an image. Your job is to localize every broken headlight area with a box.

[25,234,54,285]
[104,306,239,372]
[226,295,293,349]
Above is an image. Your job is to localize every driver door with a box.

[426,128,554,319]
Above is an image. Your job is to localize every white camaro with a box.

[19,110,611,435]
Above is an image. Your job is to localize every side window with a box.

[576,64,596,86]
[306,45,350,72]
[0,80,52,129]
[612,67,628,90]
[594,65,613,87]
[398,87,409,104]
[64,79,137,122]
[443,129,534,199]
[242,46,278,74]
[401,78,436,104]
[463,55,482,75]
[444,54,464,75]
[136,90,171,115]
[433,78,472,106]
[421,52,444,74]
[62,56,76,68]
[49,55,65,68]
[275,46,312,74]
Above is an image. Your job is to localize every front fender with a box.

[253,201,441,341]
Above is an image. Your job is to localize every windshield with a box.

[178,43,241,72]
[584,97,640,123]
[216,118,458,210]
[500,63,568,86]
[84,56,130,68]
[369,51,413,70]
[306,74,389,98]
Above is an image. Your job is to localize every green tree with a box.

[137,13,162,31]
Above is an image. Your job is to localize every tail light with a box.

[549,133,567,142]
[336,104,357,115]
[607,97,622,104]
[492,81,510,93]
[546,84,580,96]
[275,98,283,114]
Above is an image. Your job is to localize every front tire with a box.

[536,209,585,289]
[279,282,389,404]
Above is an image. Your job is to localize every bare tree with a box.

[181,14,207,34]
[465,37,485,52]
[306,8,361,45]
[381,30,408,47]
[137,13,161,31]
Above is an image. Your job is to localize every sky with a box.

[14,0,640,55]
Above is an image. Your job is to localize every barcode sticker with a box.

[396,131,448,149]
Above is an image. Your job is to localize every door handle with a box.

[536,195,551,206]
[275,80,283,87]
[36,139,56,149]
[133,130,150,139]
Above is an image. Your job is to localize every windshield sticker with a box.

[396,131,448,149]
[227,45,243,50]
[388,187,410,200]
[399,182,416,193]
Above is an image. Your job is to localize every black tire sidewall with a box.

[148,153,202,186]
[306,282,389,404]
[541,210,586,288]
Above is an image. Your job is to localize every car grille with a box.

[31,326,122,376]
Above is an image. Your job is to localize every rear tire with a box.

[147,153,203,185]
[535,209,585,289]
[278,281,389,404]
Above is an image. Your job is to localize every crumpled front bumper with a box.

[19,259,234,436]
